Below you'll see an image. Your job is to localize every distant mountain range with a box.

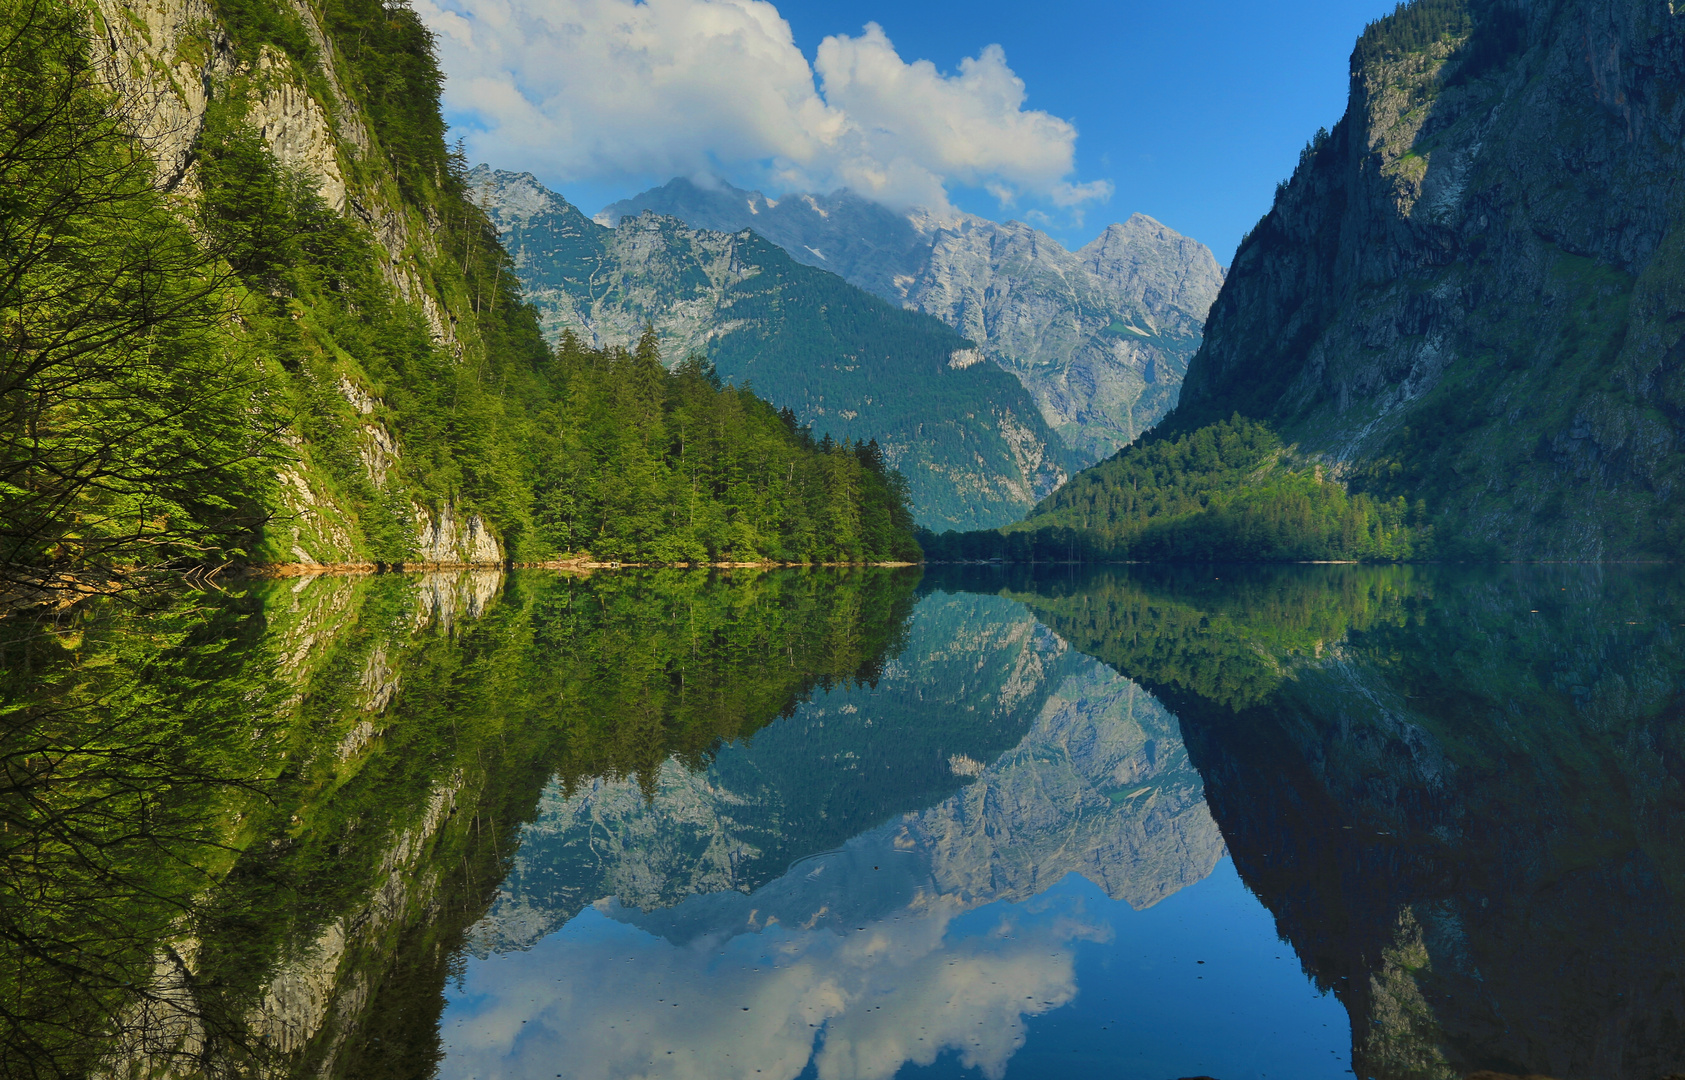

[602,179,1226,463]
[470,167,1080,530]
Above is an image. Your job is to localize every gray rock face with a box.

[603,179,1225,463]
[909,214,1223,461]
[1175,0,1685,557]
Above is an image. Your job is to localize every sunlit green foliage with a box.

[920,417,1432,562]
[0,0,279,587]
[0,0,916,583]
[533,332,919,562]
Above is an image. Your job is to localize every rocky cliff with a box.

[78,0,559,568]
[1174,0,1685,557]
[603,178,1225,462]
[471,168,1082,530]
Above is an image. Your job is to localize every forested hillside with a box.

[0,0,915,594]
[472,168,1080,531]
[920,417,1431,562]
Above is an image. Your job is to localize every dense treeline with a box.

[532,332,920,562]
[920,416,1432,562]
[0,0,915,593]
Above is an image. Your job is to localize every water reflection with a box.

[0,567,920,1079]
[989,564,1685,1080]
[439,591,1340,1080]
[9,563,1683,1079]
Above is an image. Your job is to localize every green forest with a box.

[920,416,1434,562]
[0,0,916,598]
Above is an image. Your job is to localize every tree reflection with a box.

[1001,564,1685,1080]
[0,567,918,1078]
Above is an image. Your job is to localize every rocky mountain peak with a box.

[601,177,1224,462]
[466,165,572,227]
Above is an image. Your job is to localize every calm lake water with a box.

[4,564,1683,1079]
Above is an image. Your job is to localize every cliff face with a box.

[86,0,520,566]
[603,178,1225,463]
[1177,0,1685,557]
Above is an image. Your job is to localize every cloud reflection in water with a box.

[442,883,1108,1080]
[441,594,1229,1080]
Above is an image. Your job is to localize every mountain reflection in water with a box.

[439,590,1339,1080]
[4,564,1683,1079]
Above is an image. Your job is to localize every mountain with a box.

[1162,0,1685,558]
[602,178,1226,462]
[6,0,914,588]
[470,168,1081,530]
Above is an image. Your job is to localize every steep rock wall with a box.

[1176,0,1685,557]
[86,0,500,566]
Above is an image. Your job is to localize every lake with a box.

[4,564,1682,1079]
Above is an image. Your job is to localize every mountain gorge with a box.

[472,168,1080,529]
[603,178,1227,462]
[1164,0,1685,557]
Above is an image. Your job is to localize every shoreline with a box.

[246,559,922,577]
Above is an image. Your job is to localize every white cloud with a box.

[437,893,1107,1080]
[415,0,1111,213]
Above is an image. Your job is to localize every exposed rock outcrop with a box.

[602,178,1226,462]
[411,503,502,566]
[1173,0,1685,557]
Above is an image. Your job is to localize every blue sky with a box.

[425,0,1401,262]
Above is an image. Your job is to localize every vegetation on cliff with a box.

[0,0,916,595]
[920,417,1432,563]
[0,0,279,591]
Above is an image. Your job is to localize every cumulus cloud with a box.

[414,0,1111,213]
[437,893,1106,1080]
